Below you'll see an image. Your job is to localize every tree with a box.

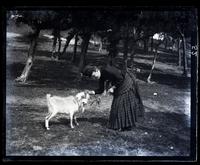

[71,33,80,64]
[15,27,40,83]
[61,28,77,56]
[14,11,58,83]
[13,10,72,83]
[12,8,196,83]
[178,38,182,66]
[137,9,195,78]
[71,9,112,70]
[51,28,61,60]
[165,9,196,77]
[177,26,188,76]
[147,33,165,83]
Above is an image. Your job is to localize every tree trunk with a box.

[61,30,76,56]
[130,46,136,71]
[57,31,61,56]
[151,37,154,52]
[108,39,118,65]
[147,47,158,83]
[51,29,60,60]
[98,40,103,52]
[177,27,188,76]
[143,38,148,53]
[123,37,129,70]
[71,34,79,64]
[51,33,57,59]
[15,28,40,83]
[165,38,168,50]
[181,34,188,76]
[78,33,91,71]
[178,39,182,66]
[172,39,176,52]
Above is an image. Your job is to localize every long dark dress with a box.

[95,64,144,130]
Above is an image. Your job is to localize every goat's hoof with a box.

[71,126,74,129]
[46,127,50,130]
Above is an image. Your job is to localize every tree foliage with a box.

[10,7,197,82]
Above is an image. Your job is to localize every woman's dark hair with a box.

[82,65,98,77]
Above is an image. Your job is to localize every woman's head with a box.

[82,65,101,80]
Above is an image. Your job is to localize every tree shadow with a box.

[8,104,191,133]
[7,103,191,156]
[6,40,191,91]
[143,111,190,130]
[133,61,163,72]
[6,57,99,90]
[7,55,190,90]
[157,53,179,65]
[8,34,53,44]
[135,51,179,65]
[136,71,191,89]
[6,62,25,79]
[78,117,108,127]
[7,48,28,53]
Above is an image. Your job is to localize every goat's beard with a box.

[78,104,85,113]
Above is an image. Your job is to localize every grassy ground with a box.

[5,23,192,158]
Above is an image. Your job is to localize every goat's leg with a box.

[70,113,74,129]
[45,112,57,130]
[45,112,52,130]
[74,115,79,126]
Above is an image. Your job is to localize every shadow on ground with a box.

[6,104,190,156]
[136,71,191,89]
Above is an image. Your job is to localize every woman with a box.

[82,64,144,131]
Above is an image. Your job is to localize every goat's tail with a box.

[46,93,51,99]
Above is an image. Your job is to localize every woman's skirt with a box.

[108,72,144,130]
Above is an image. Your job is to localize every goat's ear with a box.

[75,95,80,101]
[84,90,89,94]
[84,90,89,96]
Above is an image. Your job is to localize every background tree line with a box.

[7,7,197,83]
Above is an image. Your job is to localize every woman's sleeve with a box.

[94,78,105,94]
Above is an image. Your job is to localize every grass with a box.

[4,23,193,158]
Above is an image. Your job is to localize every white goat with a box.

[45,91,90,130]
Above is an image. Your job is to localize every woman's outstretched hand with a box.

[107,86,116,94]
